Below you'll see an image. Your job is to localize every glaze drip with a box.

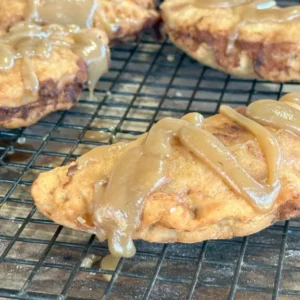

[91,118,188,257]
[0,22,109,103]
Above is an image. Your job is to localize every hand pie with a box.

[0,0,160,42]
[0,22,109,128]
[32,93,300,257]
[161,0,300,82]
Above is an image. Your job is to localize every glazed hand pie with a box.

[32,93,300,258]
[0,0,158,128]
[0,22,109,128]
[0,0,160,42]
[161,0,300,82]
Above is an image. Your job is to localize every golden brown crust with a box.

[94,0,160,42]
[0,60,87,128]
[0,0,25,33]
[0,0,160,42]
[161,0,300,82]
[31,108,300,244]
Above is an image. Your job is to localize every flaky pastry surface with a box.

[0,0,160,42]
[31,108,300,244]
[161,0,300,82]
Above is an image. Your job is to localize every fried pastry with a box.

[0,22,109,128]
[161,0,300,82]
[32,93,300,257]
[0,0,160,42]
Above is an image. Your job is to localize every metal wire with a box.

[1,1,300,299]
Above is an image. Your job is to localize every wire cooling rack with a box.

[2,1,300,299]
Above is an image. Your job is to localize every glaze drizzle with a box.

[80,93,300,258]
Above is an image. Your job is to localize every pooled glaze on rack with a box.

[27,0,98,28]
[80,253,120,282]
[193,0,300,52]
[77,93,300,258]
[0,22,109,103]
[100,255,120,281]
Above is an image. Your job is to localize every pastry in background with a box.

[0,22,110,128]
[0,0,160,43]
[0,0,159,128]
[32,92,300,258]
[161,0,300,82]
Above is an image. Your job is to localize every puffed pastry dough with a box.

[161,0,300,82]
[31,104,300,244]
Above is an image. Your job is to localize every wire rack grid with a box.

[2,1,300,299]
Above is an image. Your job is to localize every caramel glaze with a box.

[77,92,300,258]
[192,0,300,53]
[100,255,120,281]
[27,0,98,29]
[0,22,109,103]
[280,93,300,106]
[193,0,252,8]
[26,0,138,38]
